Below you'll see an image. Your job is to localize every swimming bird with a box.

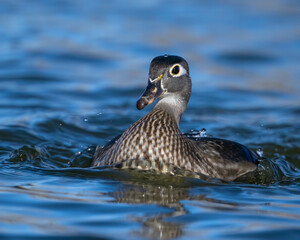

[91,55,258,181]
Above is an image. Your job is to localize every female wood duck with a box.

[92,55,258,181]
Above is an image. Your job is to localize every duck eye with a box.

[171,65,180,75]
[169,63,187,77]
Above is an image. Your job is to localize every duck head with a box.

[136,55,192,124]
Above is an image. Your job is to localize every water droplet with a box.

[84,118,88,122]
[200,128,207,137]
[256,148,264,157]
[76,151,82,156]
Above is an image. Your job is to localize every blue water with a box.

[0,0,300,239]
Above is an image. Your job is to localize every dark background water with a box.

[0,0,300,239]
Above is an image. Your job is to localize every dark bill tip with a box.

[136,97,148,110]
[136,76,165,110]
[136,97,155,110]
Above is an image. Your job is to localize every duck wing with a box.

[191,137,258,164]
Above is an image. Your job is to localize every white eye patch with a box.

[169,64,187,77]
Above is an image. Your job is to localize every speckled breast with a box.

[92,109,196,173]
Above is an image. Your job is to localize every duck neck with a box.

[154,93,188,126]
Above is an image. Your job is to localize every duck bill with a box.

[136,75,166,110]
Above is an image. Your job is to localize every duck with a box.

[91,55,258,181]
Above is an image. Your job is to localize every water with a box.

[0,0,300,239]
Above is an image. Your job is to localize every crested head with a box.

[149,55,190,79]
[136,55,192,125]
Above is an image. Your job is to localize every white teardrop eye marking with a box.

[169,64,187,77]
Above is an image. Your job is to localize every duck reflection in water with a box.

[105,171,237,240]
